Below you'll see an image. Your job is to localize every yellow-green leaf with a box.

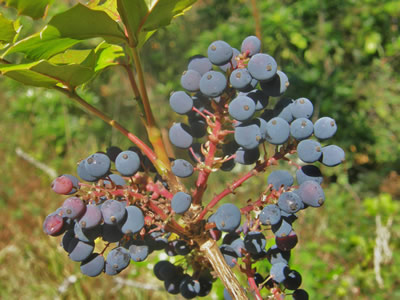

[0,13,16,43]
[94,42,124,72]
[87,0,119,20]
[48,49,95,66]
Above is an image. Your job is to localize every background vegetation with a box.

[0,0,399,299]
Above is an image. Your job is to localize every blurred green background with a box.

[0,0,399,299]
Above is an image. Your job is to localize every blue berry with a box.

[85,153,111,178]
[169,123,193,149]
[278,192,303,213]
[180,69,201,92]
[259,204,281,225]
[265,117,290,145]
[241,35,261,56]
[120,205,144,234]
[297,139,322,163]
[290,98,313,119]
[320,145,345,166]
[80,253,105,277]
[228,95,256,121]
[314,117,337,140]
[171,192,192,214]
[247,53,277,81]
[115,150,140,176]
[171,159,194,178]
[290,118,314,140]
[219,48,240,72]
[188,55,212,75]
[214,203,241,232]
[207,40,233,65]
[199,71,227,97]
[297,180,325,207]
[169,91,193,115]
[229,68,253,90]
[296,165,323,184]
[260,70,289,97]
[267,170,294,190]
[234,122,262,149]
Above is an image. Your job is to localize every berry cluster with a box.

[43,35,344,299]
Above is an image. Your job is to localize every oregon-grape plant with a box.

[0,1,344,299]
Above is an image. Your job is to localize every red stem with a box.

[148,201,187,237]
[197,154,282,221]
[189,146,203,164]
[192,107,209,120]
[147,182,174,200]
[248,277,263,300]
[241,253,262,299]
[271,287,285,300]
[192,120,222,205]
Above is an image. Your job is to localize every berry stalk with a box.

[197,148,291,221]
[192,117,222,205]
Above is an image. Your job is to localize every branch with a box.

[53,86,169,176]
[199,239,247,300]
[249,0,262,42]
[129,47,173,170]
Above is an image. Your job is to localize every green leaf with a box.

[48,3,127,44]
[2,26,80,60]
[94,42,124,72]
[117,0,196,48]
[2,0,53,19]
[0,13,16,43]
[0,59,94,88]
